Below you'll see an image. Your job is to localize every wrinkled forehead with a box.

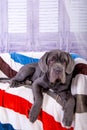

[48,50,68,60]
[48,50,61,57]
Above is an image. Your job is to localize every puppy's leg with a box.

[10,64,35,87]
[62,94,75,127]
[29,81,43,123]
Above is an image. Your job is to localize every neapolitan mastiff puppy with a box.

[0,49,75,127]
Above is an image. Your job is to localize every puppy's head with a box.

[39,50,75,84]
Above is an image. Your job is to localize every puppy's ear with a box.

[66,53,75,74]
[38,52,49,73]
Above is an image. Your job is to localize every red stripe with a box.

[0,89,73,130]
[0,89,31,117]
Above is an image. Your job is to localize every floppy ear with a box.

[66,53,75,74]
[38,52,49,73]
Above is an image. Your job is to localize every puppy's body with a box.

[0,49,75,127]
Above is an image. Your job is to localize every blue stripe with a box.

[70,53,82,59]
[10,52,39,65]
[0,123,15,130]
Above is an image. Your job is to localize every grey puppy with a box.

[0,49,75,127]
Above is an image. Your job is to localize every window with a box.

[39,0,59,33]
[0,0,32,52]
[7,0,33,52]
[35,0,62,51]
[70,0,87,32]
[8,0,27,33]
[69,0,87,59]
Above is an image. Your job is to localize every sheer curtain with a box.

[64,0,87,59]
[0,0,87,59]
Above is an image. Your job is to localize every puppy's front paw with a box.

[29,105,40,123]
[10,80,19,88]
[62,117,72,127]
[29,112,37,123]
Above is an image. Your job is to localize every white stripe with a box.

[0,83,10,90]
[0,71,8,78]
[74,58,87,65]
[74,113,87,130]
[0,107,43,130]
[18,52,45,59]
[71,74,87,95]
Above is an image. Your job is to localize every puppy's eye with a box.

[61,58,67,64]
[51,56,57,61]
[47,56,57,65]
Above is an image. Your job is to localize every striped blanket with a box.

[0,52,87,130]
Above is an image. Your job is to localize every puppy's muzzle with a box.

[53,67,63,74]
[49,63,66,84]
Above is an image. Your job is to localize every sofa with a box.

[0,51,87,130]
